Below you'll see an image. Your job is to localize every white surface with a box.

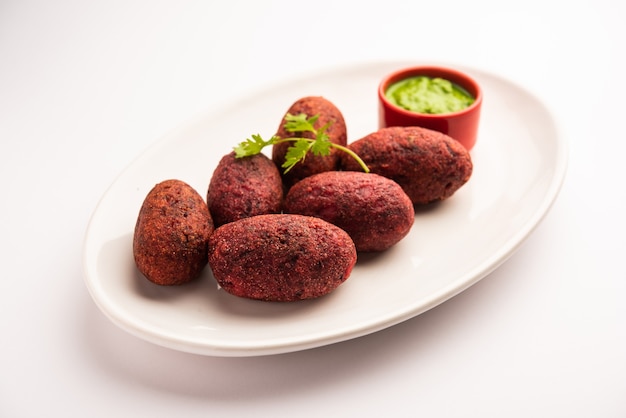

[83,62,566,356]
[1,0,624,416]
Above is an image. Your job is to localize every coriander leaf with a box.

[233,134,274,158]
[283,113,318,134]
[309,136,331,156]
[233,112,370,174]
[282,139,312,172]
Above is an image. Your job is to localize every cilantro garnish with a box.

[234,113,369,174]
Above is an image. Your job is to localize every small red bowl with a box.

[378,65,482,151]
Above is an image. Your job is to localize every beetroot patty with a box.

[207,151,283,227]
[208,214,356,302]
[284,171,414,252]
[272,96,347,188]
[341,126,473,205]
[133,179,214,285]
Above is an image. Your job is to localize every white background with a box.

[1,0,624,416]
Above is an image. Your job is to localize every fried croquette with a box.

[341,126,472,205]
[207,151,283,227]
[208,214,357,302]
[284,171,414,252]
[133,179,214,285]
[272,96,347,188]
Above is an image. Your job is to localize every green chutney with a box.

[385,76,475,114]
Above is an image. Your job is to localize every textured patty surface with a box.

[272,96,347,188]
[208,214,357,302]
[284,171,414,252]
[341,126,473,205]
[207,151,283,227]
[133,179,214,285]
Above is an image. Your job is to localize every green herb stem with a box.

[272,137,370,173]
[329,143,370,173]
[233,113,369,174]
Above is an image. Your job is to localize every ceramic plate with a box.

[83,61,567,357]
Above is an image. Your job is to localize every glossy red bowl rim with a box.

[378,65,483,118]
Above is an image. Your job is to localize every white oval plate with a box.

[83,61,567,357]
